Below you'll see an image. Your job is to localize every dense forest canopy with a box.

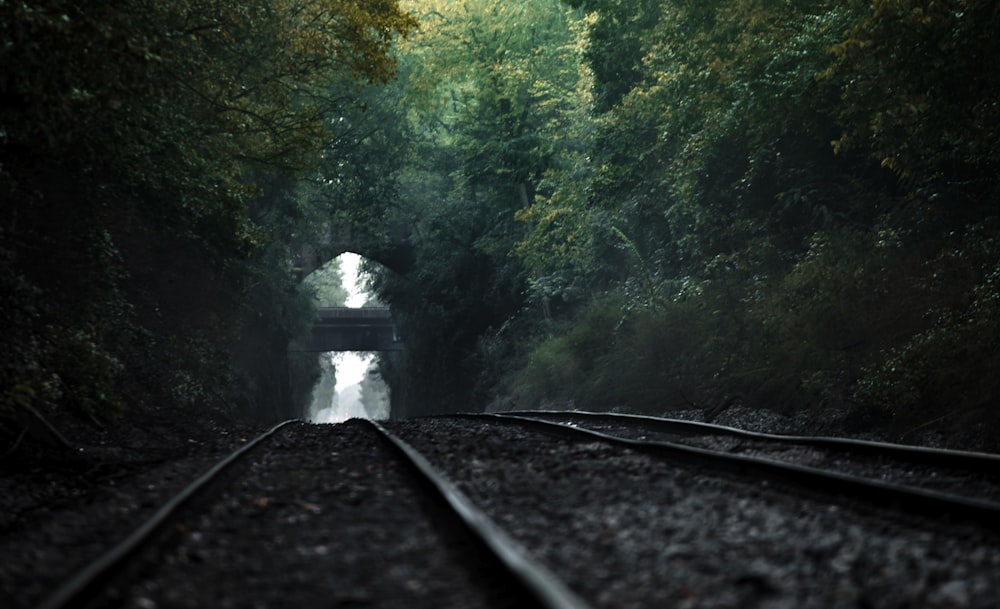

[369,0,1000,445]
[3,0,999,449]
[1,0,416,427]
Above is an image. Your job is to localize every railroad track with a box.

[478,410,1000,529]
[36,419,593,609]
[387,415,1000,608]
[34,414,1000,609]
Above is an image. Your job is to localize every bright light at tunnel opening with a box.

[308,253,390,424]
[341,252,366,308]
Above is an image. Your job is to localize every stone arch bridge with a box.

[292,221,414,281]
[288,221,411,353]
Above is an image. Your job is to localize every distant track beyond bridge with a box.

[296,307,403,352]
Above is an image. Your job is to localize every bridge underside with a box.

[294,307,403,352]
[305,324,402,352]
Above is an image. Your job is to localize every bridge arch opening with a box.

[296,252,396,424]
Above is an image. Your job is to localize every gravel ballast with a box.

[388,418,1000,609]
[114,421,520,609]
[1,406,264,609]
[523,415,1000,504]
[5,412,1000,609]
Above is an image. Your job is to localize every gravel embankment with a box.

[388,417,1000,609]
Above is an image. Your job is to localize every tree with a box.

[507,0,1000,447]
[1,0,417,429]
[365,0,587,415]
[561,0,661,111]
[829,0,1000,184]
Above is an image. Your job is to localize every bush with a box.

[511,294,622,408]
[855,236,1000,442]
[511,287,734,414]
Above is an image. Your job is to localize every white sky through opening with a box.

[334,252,371,394]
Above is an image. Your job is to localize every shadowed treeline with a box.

[3,1,999,451]
[365,0,1000,448]
[1,1,417,439]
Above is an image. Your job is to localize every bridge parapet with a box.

[316,306,393,320]
[294,307,403,352]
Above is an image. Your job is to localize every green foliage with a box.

[513,219,1000,441]
[0,239,52,419]
[734,229,899,411]
[511,294,621,407]
[854,222,1000,436]
[0,212,136,424]
[829,0,1000,181]
[503,0,1000,447]
[8,0,999,448]
[512,287,730,413]
[366,0,588,414]
[305,259,350,307]
[1,0,417,429]
[592,295,723,412]
[561,0,661,111]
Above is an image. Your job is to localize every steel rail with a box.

[506,409,1000,472]
[366,420,596,609]
[36,419,300,609]
[460,413,1000,531]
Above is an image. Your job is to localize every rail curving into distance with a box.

[465,411,1000,531]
